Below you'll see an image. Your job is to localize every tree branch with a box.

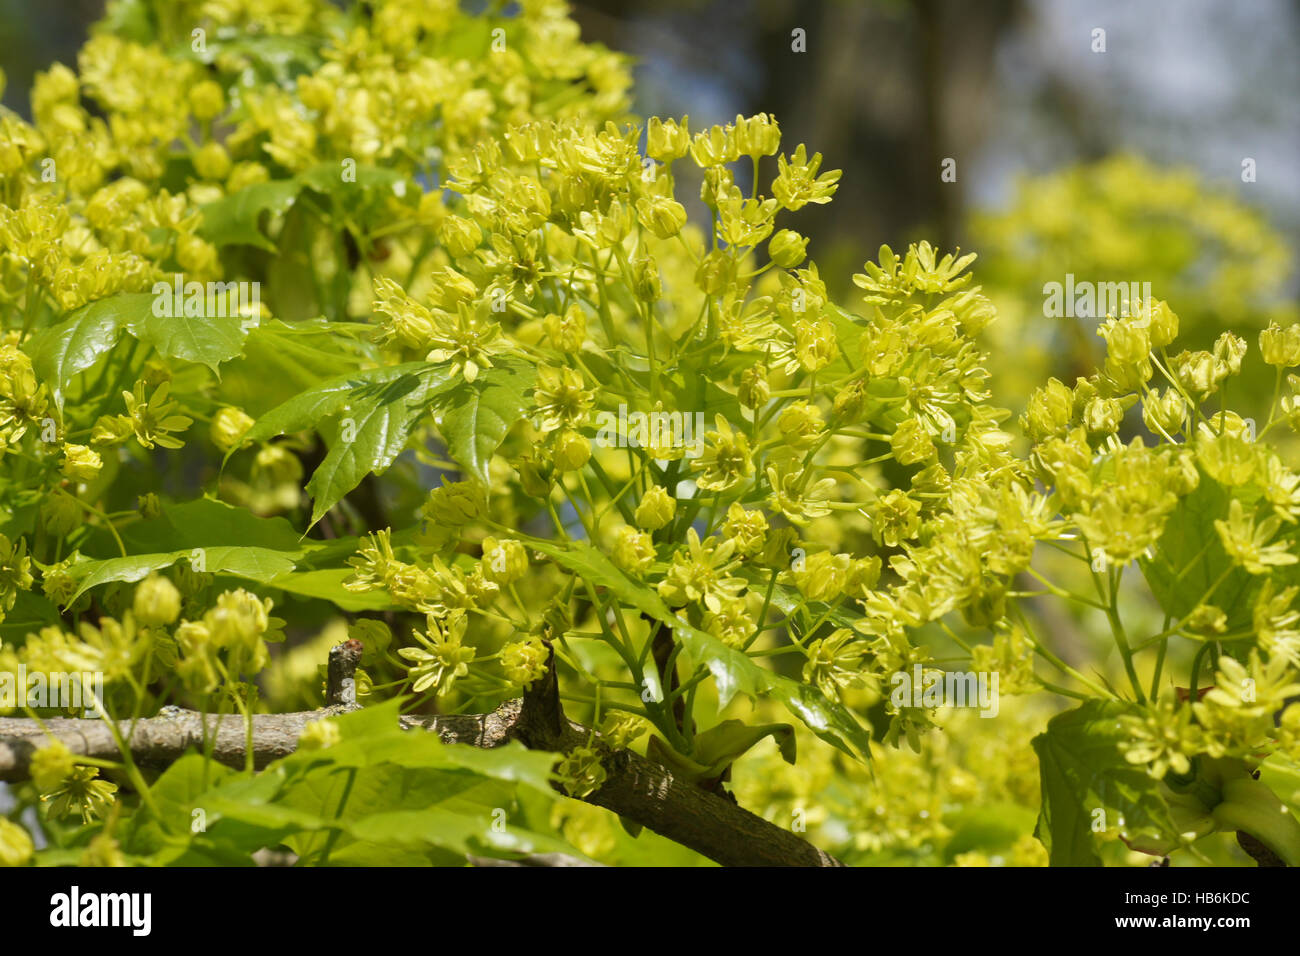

[0,644,843,867]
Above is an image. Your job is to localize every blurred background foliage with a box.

[2,0,1295,867]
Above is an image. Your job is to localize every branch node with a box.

[326,639,364,710]
[516,641,566,749]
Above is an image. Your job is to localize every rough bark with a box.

[0,643,843,867]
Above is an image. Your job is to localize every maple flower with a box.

[657,528,745,612]
[533,365,594,433]
[399,611,474,696]
[426,299,504,383]
[41,766,118,824]
[1215,499,1299,575]
[122,380,192,449]
[772,144,841,211]
[693,416,753,492]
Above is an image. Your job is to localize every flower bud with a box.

[722,502,767,556]
[768,229,808,269]
[1214,332,1247,376]
[210,406,254,453]
[482,536,529,584]
[193,142,231,181]
[690,125,738,167]
[40,557,80,610]
[777,401,823,449]
[1147,300,1179,348]
[1101,325,1152,392]
[646,116,690,162]
[890,417,934,466]
[1102,320,1151,368]
[175,619,212,653]
[0,819,33,867]
[738,366,770,410]
[204,589,272,656]
[553,428,591,472]
[456,567,491,610]
[544,304,586,352]
[91,414,133,446]
[694,249,733,296]
[635,195,687,239]
[632,255,661,302]
[501,637,548,688]
[792,551,850,603]
[30,740,75,792]
[1083,396,1124,435]
[599,712,649,750]
[1260,323,1300,368]
[188,81,226,121]
[60,443,102,482]
[423,478,483,526]
[438,214,481,258]
[252,445,303,485]
[42,489,81,537]
[555,745,606,798]
[1184,604,1227,636]
[1172,349,1224,399]
[296,75,335,113]
[832,379,867,423]
[226,161,269,193]
[699,165,733,209]
[1022,379,1073,442]
[428,266,477,307]
[612,526,655,576]
[134,573,182,626]
[733,113,780,158]
[845,556,882,598]
[298,718,341,751]
[635,485,676,531]
[176,234,219,275]
[515,450,555,499]
[1142,389,1187,436]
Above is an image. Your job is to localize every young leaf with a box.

[121,498,308,554]
[1139,470,1262,634]
[218,319,368,415]
[237,361,441,450]
[0,589,62,640]
[435,356,536,485]
[197,179,301,251]
[64,546,299,605]
[265,569,398,611]
[124,308,249,375]
[303,370,444,526]
[26,294,152,409]
[1032,700,1175,866]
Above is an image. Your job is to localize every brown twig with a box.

[0,643,843,867]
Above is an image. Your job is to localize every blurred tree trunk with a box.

[572,0,1020,284]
